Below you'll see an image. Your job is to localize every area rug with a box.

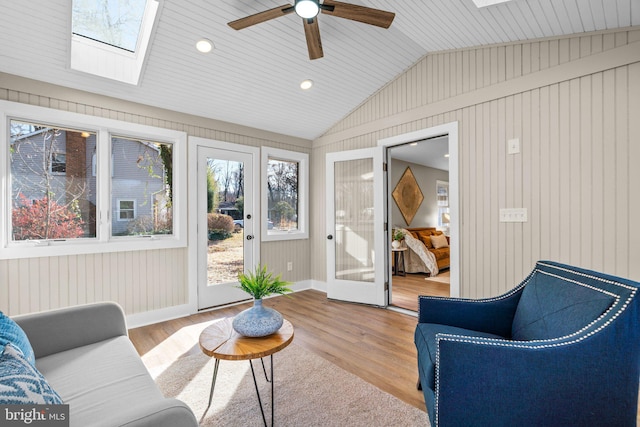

[152,343,429,426]
[426,270,450,284]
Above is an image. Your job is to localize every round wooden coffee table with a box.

[199,317,294,426]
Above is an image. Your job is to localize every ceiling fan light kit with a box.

[228,0,395,60]
[295,0,320,19]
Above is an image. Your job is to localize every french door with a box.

[326,148,386,306]
[197,145,258,310]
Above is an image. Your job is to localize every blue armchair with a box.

[415,260,640,426]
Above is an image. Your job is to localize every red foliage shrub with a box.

[12,193,84,240]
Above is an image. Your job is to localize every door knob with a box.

[246,235,254,240]
[327,235,333,240]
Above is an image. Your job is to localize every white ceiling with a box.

[0,0,637,140]
[390,136,450,171]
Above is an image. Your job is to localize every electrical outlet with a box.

[287,262,293,271]
[500,208,527,222]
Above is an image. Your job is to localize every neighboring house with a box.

[10,127,167,238]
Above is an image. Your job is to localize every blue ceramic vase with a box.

[232,299,283,337]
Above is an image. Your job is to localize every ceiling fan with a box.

[228,0,395,60]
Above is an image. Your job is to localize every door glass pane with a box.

[206,157,244,286]
[334,158,375,282]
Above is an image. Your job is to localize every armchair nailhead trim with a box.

[430,262,637,427]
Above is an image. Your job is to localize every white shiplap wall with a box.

[312,27,640,298]
[0,76,311,317]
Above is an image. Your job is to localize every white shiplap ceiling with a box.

[0,0,637,140]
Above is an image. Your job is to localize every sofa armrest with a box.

[418,289,522,337]
[14,302,127,359]
[118,398,198,427]
[434,333,638,426]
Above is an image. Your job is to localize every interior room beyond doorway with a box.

[388,136,450,312]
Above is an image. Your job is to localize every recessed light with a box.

[300,79,314,90]
[410,142,418,146]
[444,154,450,158]
[196,38,214,53]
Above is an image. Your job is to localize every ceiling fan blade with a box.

[303,18,323,60]
[321,0,395,29]
[228,4,295,30]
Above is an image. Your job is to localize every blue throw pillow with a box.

[0,311,35,366]
[0,343,63,404]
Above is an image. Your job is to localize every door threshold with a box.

[387,305,418,318]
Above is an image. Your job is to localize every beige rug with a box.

[152,343,429,426]
[426,270,450,284]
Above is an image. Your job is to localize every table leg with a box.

[249,358,269,426]
[270,355,274,427]
[260,357,271,382]
[200,358,220,422]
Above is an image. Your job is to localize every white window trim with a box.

[116,199,137,221]
[0,99,187,260]
[261,147,309,242]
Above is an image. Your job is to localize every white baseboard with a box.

[126,279,326,329]
[126,303,193,329]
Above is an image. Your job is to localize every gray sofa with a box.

[14,302,198,427]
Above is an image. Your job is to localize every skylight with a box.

[72,0,147,52]
[70,0,159,85]
[472,0,512,7]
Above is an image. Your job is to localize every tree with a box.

[206,166,218,213]
[12,193,84,240]
[273,201,295,226]
[10,124,93,239]
[235,196,244,217]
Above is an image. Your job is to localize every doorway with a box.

[379,122,460,312]
[193,140,260,310]
[387,137,450,311]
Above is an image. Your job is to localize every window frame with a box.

[261,146,309,242]
[0,100,187,260]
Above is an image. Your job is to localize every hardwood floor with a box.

[391,272,450,312]
[129,290,640,424]
[129,290,427,411]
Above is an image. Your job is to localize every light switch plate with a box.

[500,208,527,222]
[508,138,520,154]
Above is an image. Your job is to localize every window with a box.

[261,147,308,241]
[72,0,147,52]
[0,100,187,259]
[111,136,173,236]
[117,200,136,221]
[50,152,67,174]
[70,0,159,85]
[436,180,449,235]
[10,121,96,240]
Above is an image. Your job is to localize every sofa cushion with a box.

[36,335,165,427]
[430,234,449,249]
[511,272,615,341]
[415,323,503,390]
[415,231,434,248]
[0,343,63,404]
[1,311,35,366]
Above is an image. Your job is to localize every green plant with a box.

[393,229,405,241]
[236,264,293,300]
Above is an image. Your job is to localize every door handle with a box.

[327,235,333,240]
[246,235,254,240]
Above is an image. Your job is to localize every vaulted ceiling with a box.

[1,0,637,140]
